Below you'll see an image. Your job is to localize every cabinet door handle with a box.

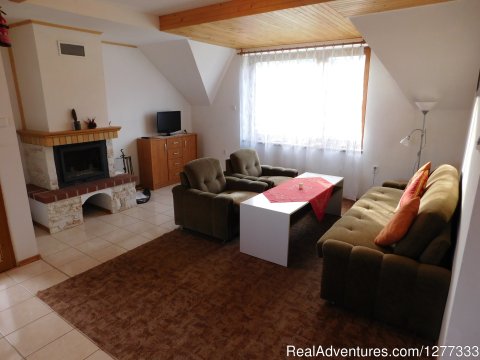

[164,143,167,152]
[174,152,179,155]
[184,140,187,147]
[173,141,179,145]
[175,162,181,166]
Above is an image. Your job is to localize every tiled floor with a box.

[0,185,177,360]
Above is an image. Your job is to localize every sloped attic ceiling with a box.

[140,39,235,105]
[352,0,480,110]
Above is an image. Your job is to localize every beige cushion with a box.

[259,175,291,187]
[219,190,258,206]
[317,186,402,256]
[394,164,459,259]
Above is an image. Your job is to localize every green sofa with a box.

[317,164,459,340]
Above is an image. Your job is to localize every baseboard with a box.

[17,254,42,267]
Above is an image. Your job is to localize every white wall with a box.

[192,53,469,199]
[102,43,192,177]
[439,92,480,351]
[0,49,38,263]
[10,22,109,131]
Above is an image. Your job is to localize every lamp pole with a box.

[417,110,428,171]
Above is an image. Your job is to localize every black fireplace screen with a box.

[54,140,109,188]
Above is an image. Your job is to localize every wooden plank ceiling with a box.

[159,0,451,49]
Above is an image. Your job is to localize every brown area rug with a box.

[38,213,433,360]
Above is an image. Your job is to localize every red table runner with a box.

[263,177,334,221]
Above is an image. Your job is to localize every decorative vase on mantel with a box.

[85,117,97,129]
[71,108,81,130]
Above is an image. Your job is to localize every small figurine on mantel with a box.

[71,109,81,130]
[85,117,97,129]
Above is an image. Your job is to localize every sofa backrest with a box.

[230,149,262,177]
[394,164,459,262]
[183,157,226,194]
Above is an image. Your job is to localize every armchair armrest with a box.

[225,176,268,193]
[261,165,298,177]
[172,185,237,241]
[382,179,408,190]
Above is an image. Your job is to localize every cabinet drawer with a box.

[168,148,182,159]
[166,138,182,148]
[168,157,183,169]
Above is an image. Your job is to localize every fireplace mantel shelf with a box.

[17,126,121,147]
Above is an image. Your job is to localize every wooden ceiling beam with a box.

[159,0,330,30]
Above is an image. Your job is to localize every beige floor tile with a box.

[97,213,140,227]
[75,238,111,257]
[36,234,70,257]
[161,208,175,217]
[153,194,174,206]
[85,350,115,360]
[139,225,170,240]
[43,248,86,269]
[6,313,72,357]
[6,261,54,284]
[116,235,151,251]
[121,207,153,220]
[0,274,16,292]
[0,338,22,360]
[81,221,119,238]
[138,201,172,213]
[20,270,69,294]
[33,226,49,237]
[57,257,100,277]
[51,228,92,247]
[0,297,52,336]
[27,329,98,360]
[0,285,34,312]
[159,219,179,231]
[119,220,157,234]
[144,213,172,226]
[90,245,126,262]
[99,228,136,244]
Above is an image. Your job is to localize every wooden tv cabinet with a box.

[137,133,197,189]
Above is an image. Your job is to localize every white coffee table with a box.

[240,172,344,267]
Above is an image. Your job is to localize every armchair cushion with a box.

[184,157,226,194]
[228,149,298,188]
[230,149,262,177]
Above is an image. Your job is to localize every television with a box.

[156,111,181,135]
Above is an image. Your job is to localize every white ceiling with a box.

[352,0,480,110]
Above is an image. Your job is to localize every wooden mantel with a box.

[17,127,121,147]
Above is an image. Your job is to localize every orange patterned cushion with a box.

[398,168,429,209]
[406,162,432,188]
[375,197,420,246]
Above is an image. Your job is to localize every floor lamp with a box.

[400,101,437,172]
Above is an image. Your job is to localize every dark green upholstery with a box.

[226,148,298,188]
[173,157,268,242]
[317,164,459,340]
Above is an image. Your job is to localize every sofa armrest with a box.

[320,239,450,340]
[261,165,298,177]
[382,179,408,190]
[225,176,268,193]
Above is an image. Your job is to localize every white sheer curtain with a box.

[240,44,366,199]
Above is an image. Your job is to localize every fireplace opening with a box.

[54,140,109,188]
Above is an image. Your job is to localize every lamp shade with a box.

[400,136,411,146]
[415,101,437,112]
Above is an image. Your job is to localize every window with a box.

[240,44,370,152]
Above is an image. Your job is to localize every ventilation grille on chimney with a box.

[58,42,85,57]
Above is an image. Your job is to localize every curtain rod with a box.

[238,39,366,56]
